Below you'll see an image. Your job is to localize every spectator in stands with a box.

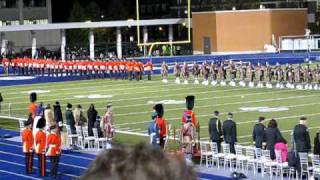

[0,93,3,113]
[65,103,76,134]
[87,104,98,136]
[53,101,64,131]
[223,112,237,154]
[208,110,223,152]
[265,119,282,160]
[275,137,288,162]
[73,105,87,127]
[252,116,266,149]
[81,143,197,180]
[44,104,55,130]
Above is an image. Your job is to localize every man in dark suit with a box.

[252,116,266,149]
[208,111,223,152]
[223,112,237,154]
[293,117,311,153]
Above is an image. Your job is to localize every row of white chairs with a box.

[67,125,111,151]
[200,141,320,179]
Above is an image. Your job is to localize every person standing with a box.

[148,112,160,148]
[87,104,98,136]
[101,103,114,140]
[274,137,288,163]
[73,105,87,127]
[53,101,64,131]
[35,117,46,177]
[222,112,237,154]
[46,125,61,179]
[22,118,34,174]
[44,104,55,131]
[252,116,266,149]
[293,117,311,153]
[265,119,282,160]
[208,111,223,152]
[155,104,167,149]
[314,130,320,155]
[145,60,153,80]
[0,93,3,113]
[65,103,76,134]
[29,92,37,119]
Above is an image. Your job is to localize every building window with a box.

[0,0,17,8]
[24,0,46,7]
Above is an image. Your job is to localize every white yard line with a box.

[5,88,295,112]
[0,150,87,170]
[114,94,316,117]
[0,142,94,161]
[0,169,42,180]
[0,159,80,179]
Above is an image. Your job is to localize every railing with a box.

[279,34,320,52]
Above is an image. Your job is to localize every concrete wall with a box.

[192,9,307,54]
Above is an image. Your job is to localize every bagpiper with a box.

[192,61,200,84]
[182,62,189,84]
[161,61,168,83]
[174,62,181,84]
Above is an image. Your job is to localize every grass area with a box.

[1,75,320,149]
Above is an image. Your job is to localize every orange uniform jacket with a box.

[146,62,153,71]
[46,133,61,156]
[156,118,167,138]
[22,128,34,153]
[182,110,197,126]
[35,130,46,154]
[29,103,37,119]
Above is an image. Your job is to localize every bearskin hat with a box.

[185,95,195,110]
[30,92,37,103]
[67,103,72,109]
[36,117,46,129]
[154,104,164,118]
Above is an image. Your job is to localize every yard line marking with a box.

[0,159,80,178]
[4,82,191,101]
[0,169,42,180]
[115,99,320,126]
[114,94,316,117]
[5,88,295,112]
[0,142,94,161]
[126,128,142,132]
[0,150,87,170]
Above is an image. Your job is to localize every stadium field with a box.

[1,75,320,148]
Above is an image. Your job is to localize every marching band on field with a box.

[161,60,320,90]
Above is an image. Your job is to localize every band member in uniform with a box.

[252,116,266,149]
[182,62,189,84]
[228,61,237,86]
[35,117,46,177]
[22,118,34,174]
[248,63,255,87]
[148,112,160,148]
[101,103,114,141]
[219,62,226,86]
[192,61,200,84]
[201,62,210,85]
[223,112,237,154]
[29,92,37,119]
[174,62,181,84]
[182,96,197,126]
[210,62,218,86]
[0,93,3,113]
[145,60,153,80]
[46,125,61,178]
[155,104,167,149]
[161,61,168,83]
[257,63,265,88]
[180,115,195,161]
[208,111,223,152]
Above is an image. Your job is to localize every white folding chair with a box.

[209,142,224,169]
[246,147,257,176]
[261,149,276,178]
[222,143,236,171]
[275,150,289,180]
[66,125,78,147]
[75,126,84,149]
[235,145,247,172]
[82,127,95,150]
[299,152,310,179]
[92,128,107,151]
[200,141,212,168]
[312,154,320,179]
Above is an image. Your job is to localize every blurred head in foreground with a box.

[81,143,197,180]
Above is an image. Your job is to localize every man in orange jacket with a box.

[35,117,46,177]
[46,125,61,178]
[154,104,167,149]
[22,118,34,174]
[145,60,153,80]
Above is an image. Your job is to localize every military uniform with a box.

[208,116,223,152]
[35,117,46,177]
[223,117,237,154]
[252,123,266,148]
[46,126,61,178]
[22,119,34,174]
